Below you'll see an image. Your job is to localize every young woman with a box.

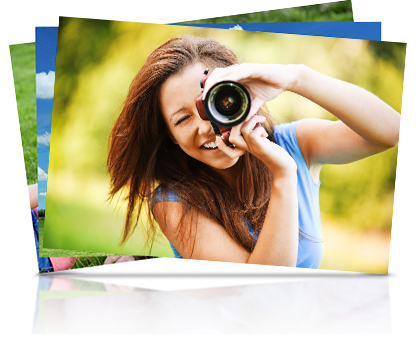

[107,35,400,268]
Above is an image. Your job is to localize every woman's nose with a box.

[197,118,213,136]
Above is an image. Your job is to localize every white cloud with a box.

[37,132,51,146]
[229,24,243,30]
[36,71,55,99]
[40,192,47,196]
[38,167,48,181]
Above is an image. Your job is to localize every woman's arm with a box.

[290,65,400,167]
[248,173,298,266]
[153,172,298,266]
[203,63,400,169]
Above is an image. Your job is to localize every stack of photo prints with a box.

[10,0,404,274]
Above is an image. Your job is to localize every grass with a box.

[69,256,107,269]
[179,1,353,24]
[9,43,37,185]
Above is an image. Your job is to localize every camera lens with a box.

[203,81,250,128]
[215,91,240,116]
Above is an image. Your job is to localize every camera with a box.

[196,68,251,146]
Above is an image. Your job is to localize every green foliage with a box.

[70,256,107,269]
[9,43,37,185]
[179,0,353,24]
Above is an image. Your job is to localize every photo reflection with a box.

[33,275,391,334]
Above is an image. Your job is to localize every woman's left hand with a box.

[202,63,299,107]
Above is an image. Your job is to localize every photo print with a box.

[43,17,404,273]
[35,22,380,272]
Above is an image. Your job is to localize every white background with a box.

[0,0,419,336]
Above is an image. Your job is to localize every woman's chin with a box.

[209,156,241,171]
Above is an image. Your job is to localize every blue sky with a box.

[36,27,58,209]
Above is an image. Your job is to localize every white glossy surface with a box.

[33,272,391,334]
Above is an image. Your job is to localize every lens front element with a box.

[215,90,240,116]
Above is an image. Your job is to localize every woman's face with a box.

[160,62,240,170]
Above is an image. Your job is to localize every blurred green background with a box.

[44,17,405,273]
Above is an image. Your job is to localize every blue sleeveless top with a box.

[152,121,323,268]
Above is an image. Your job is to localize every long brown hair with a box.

[107,35,278,255]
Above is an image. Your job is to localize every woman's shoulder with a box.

[151,185,182,218]
[273,120,321,187]
[153,186,180,203]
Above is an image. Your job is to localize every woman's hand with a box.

[202,63,299,106]
[216,114,297,179]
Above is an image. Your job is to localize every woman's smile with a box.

[200,138,218,150]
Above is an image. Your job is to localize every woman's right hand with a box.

[216,114,297,180]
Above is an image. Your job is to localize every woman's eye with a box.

[175,115,190,126]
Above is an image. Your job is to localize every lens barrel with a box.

[202,81,250,128]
